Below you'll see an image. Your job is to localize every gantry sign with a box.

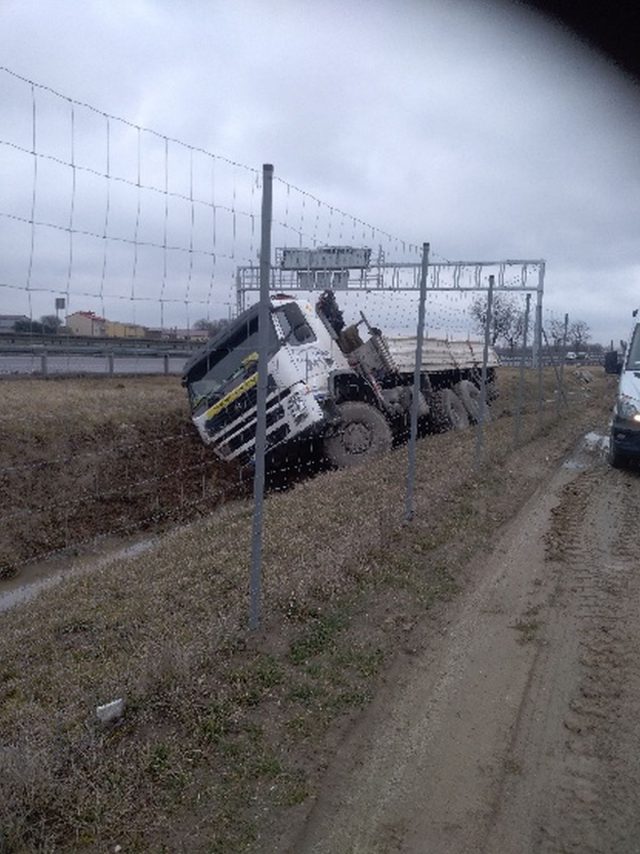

[235,246,545,315]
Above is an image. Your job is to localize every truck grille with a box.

[204,377,289,439]
[225,405,285,454]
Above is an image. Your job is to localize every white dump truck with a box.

[182,291,499,468]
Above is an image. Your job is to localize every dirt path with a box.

[293,435,640,853]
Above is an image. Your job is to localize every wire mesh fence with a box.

[2,67,604,635]
[0,66,259,333]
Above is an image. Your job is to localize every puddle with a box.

[562,431,609,471]
[583,431,609,452]
[0,536,156,614]
[562,458,587,471]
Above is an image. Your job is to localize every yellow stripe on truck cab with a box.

[205,373,259,420]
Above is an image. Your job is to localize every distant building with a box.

[104,319,147,339]
[0,314,31,333]
[66,311,107,337]
[66,311,147,338]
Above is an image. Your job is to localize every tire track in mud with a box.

[537,466,640,853]
[292,440,640,854]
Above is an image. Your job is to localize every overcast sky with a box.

[1,0,639,344]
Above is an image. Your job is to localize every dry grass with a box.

[0,376,185,435]
[0,367,616,851]
[0,376,238,577]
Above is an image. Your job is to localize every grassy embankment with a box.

[0,367,615,851]
[0,377,240,578]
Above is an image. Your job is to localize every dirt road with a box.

[294,434,640,853]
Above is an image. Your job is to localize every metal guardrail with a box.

[0,337,204,377]
[0,334,206,378]
[497,354,605,368]
[0,332,204,356]
[0,352,190,377]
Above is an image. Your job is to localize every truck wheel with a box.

[430,388,470,432]
[324,401,393,468]
[485,380,500,402]
[454,380,491,424]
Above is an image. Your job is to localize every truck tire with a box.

[486,379,500,402]
[324,401,393,468]
[430,388,470,432]
[454,379,491,424]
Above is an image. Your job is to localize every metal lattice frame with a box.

[236,255,545,361]
[236,256,545,311]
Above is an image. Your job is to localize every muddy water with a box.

[0,535,156,613]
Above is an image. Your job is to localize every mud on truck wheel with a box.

[454,379,491,424]
[430,388,470,432]
[323,401,393,468]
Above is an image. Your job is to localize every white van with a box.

[609,320,640,467]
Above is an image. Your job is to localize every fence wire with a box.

[0,68,586,639]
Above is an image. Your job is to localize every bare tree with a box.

[569,320,591,350]
[14,318,43,333]
[548,317,567,352]
[470,293,527,351]
[509,309,533,352]
[40,315,63,334]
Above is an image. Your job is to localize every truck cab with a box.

[609,320,640,467]
[181,297,340,464]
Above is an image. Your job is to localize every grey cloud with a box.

[1,0,639,343]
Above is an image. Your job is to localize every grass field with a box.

[0,367,615,851]
[0,376,241,577]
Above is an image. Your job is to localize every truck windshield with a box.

[184,310,278,413]
[273,302,316,345]
[627,324,640,370]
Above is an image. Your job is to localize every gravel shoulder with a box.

[294,433,640,853]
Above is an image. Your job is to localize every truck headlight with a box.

[617,394,640,422]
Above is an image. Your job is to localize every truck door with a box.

[272,302,331,394]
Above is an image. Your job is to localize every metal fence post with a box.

[542,327,568,411]
[559,312,568,407]
[534,270,544,427]
[474,274,494,467]
[514,293,531,447]
[40,351,48,377]
[404,242,430,523]
[249,163,273,632]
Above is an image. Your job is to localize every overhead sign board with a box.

[280,246,371,270]
[296,270,350,290]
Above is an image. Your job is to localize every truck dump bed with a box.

[386,336,500,374]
